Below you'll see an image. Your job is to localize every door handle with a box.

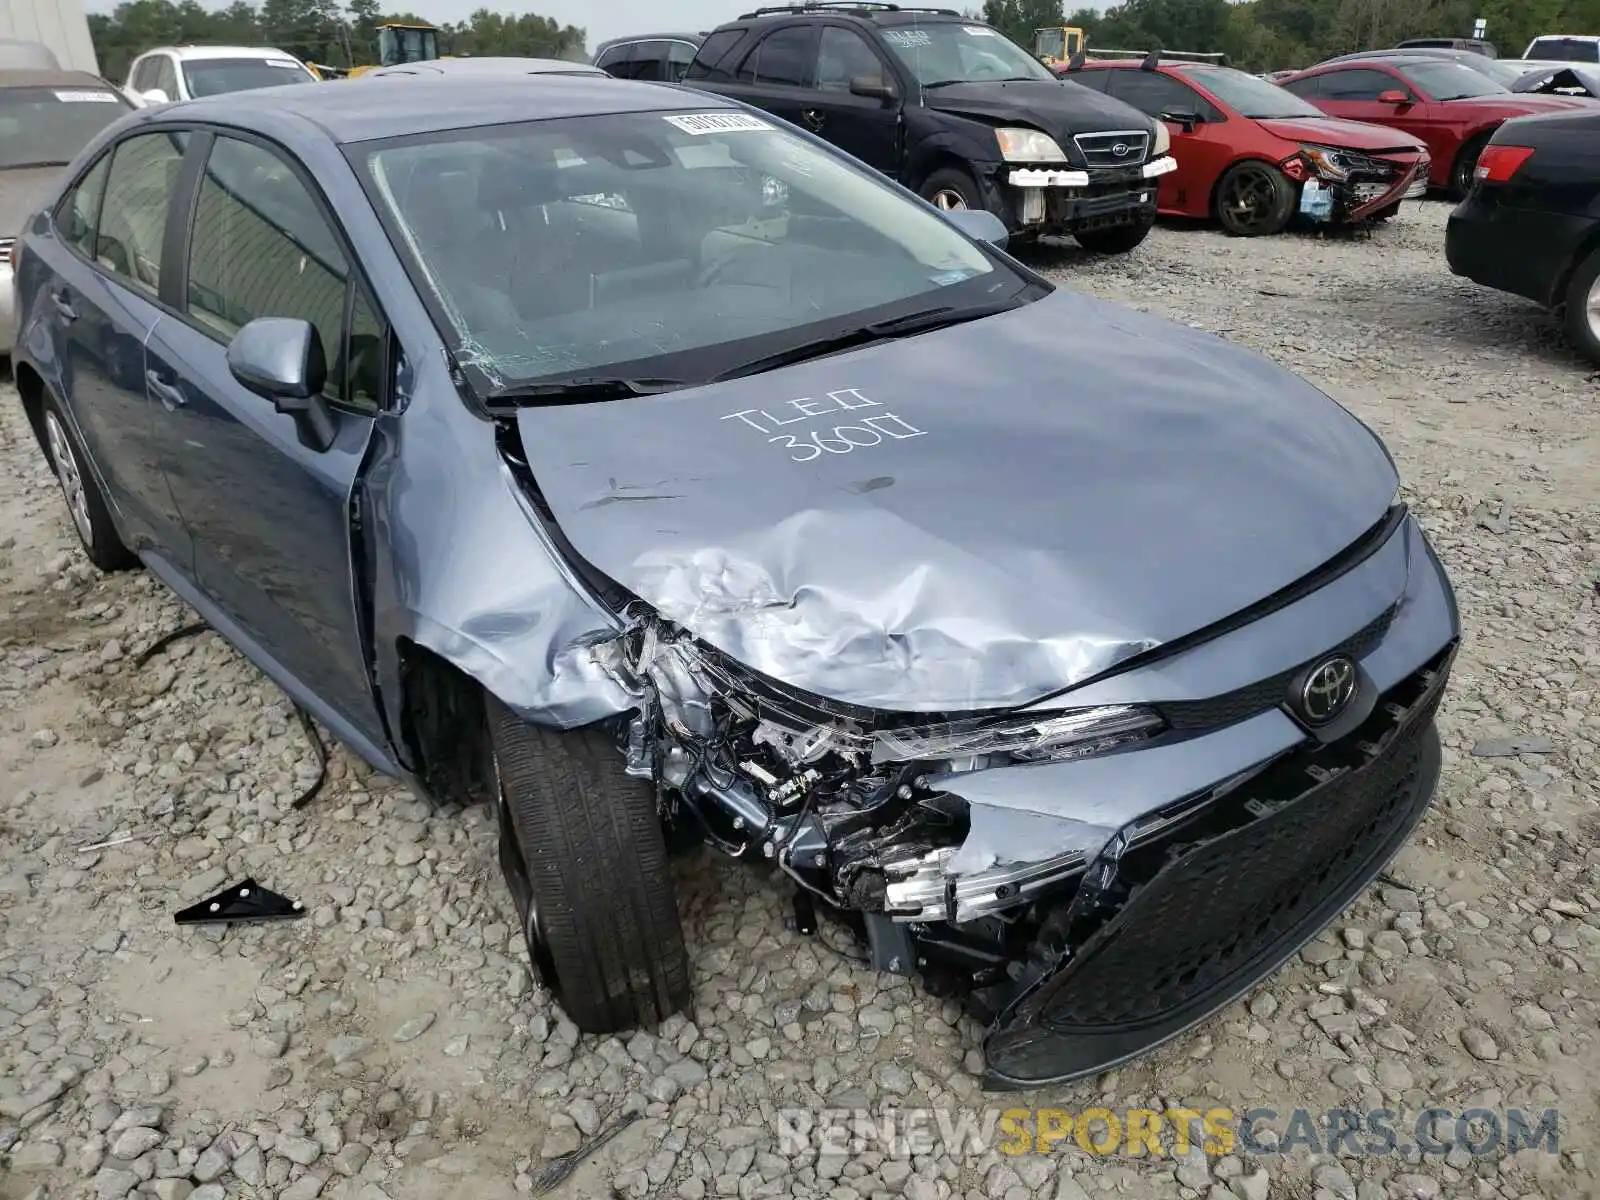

[145,369,186,410]
[49,290,77,322]
[802,108,825,132]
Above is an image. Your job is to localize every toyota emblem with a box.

[1112,142,1130,156]
[1299,656,1357,725]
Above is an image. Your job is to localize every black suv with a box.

[680,2,1176,252]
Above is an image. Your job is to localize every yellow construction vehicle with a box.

[308,23,447,79]
[1033,26,1085,67]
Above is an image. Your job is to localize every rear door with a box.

[715,24,821,129]
[143,130,387,741]
[802,24,902,174]
[32,130,193,563]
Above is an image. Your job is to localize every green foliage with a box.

[88,0,586,83]
[1065,0,1596,71]
[982,0,1066,46]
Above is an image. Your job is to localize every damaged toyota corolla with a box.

[13,74,1459,1088]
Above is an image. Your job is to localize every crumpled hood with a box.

[0,165,66,240]
[515,289,1398,712]
[920,79,1153,155]
[1257,115,1425,153]
[1449,92,1595,116]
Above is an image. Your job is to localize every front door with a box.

[144,132,386,743]
[802,25,901,174]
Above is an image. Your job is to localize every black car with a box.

[1446,108,1600,361]
[680,2,1177,253]
[593,32,704,83]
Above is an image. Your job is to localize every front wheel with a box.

[488,699,691,1033]
[1560,242,1600,365]
[1075,215,1155,255]
[919,166,986,213]
[1214,161,1295,237]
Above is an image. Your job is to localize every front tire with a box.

[1075,214,1155,254]
[488,699,691,1034]
[919,166,986,214]
[41,394,138,572]
[1214,162,1295,237]
[1560,242,1600,365]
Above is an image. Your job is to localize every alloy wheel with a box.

[929,188,969,211]
[1584,273,1600,345]
[44,411,94,548]
[1219,165,1282,234]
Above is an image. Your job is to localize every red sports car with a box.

[1061,58,1431,236]
[1278,56,1591,197]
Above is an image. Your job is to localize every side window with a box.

[685,29,746,81]
[815,26,885,91]
[1316,69,1400,100]
[666,40,697,82]
[1281,74,1324,99]
[128,57,154,91]
[56,152,112,259]
[1068,70,1112,93]
[153,56,179,99]
[737,25,818,87]
[594,44,631,76]
[630,41,672,82]
[96,132,187,298]
[1107,69,1202,119]
[186,136,380,409]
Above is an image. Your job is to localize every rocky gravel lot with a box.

[2,198,1598,1200]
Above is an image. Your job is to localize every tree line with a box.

[88,0,587,83]
[982,0,1600,71]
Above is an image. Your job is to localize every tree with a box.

[981,0,1064,46]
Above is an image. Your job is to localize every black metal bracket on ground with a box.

[174,878,305,925]
[133,620,329,810]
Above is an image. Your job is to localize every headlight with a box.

[871,705,1163,765]
[995,127,1068,163]
[1300,144,1354,181]
[1151,121,1170,157]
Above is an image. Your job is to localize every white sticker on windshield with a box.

[962,25,998,35]
[266,60,304,69]
[664,112,773,135]
[54,90,120,103]
[883,29,933,48]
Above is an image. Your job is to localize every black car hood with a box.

[920,78,1153,151]
[514,289,1398,713]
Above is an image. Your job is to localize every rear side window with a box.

[186,135,376,408]
[56,152,112,258]
[96,131,187,298]
[1281,74,1324,99]
[737,26,818,87]
[1528,37,1600,62]
[595,43,632,75]
[685,29,745,81]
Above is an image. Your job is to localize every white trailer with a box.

[0,0,98,75]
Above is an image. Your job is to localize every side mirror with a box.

[1160,108,1200,132]
[226,317,338,452]
[849,75,898,101]
[140,87,170,104]
[1376,89,1410,105]
[941,207,1008,250]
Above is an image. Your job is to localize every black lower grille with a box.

[1156,603,1396,731]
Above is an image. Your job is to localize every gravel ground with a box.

[1,198,1598,1200]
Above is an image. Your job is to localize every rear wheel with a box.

[1075,214,1155,254]
[488,699,691,1033]
[1560,242,1600,365]
[1449,134,1490,201]
[919,166,986,213]
[40,394,138,572]
[1214,162,1295,237]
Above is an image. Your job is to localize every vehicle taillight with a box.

[1474,144,1534,184]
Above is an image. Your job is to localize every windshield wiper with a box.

[485,376,689,405]
[711,299,1023,383]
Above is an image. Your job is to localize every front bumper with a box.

[1000,157,1172,235]
[982,647,1450,1087]
[1300,152,1429,224]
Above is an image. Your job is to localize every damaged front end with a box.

[586,557,1454,1089]
[1284,145,1430,224]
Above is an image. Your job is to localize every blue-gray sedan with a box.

[9,73,1459,1087]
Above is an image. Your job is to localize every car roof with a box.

[730,6,967,25]
[1290,55,1449,75]
[365,57,605,77]
[0,68,118,89]
[140,74,735,143]
[1529,33,1600,41]
[596,32,704,47]
[143,45,306,62]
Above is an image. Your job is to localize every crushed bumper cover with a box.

[980,647,1451,1089]
[1001,160,1166,235]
